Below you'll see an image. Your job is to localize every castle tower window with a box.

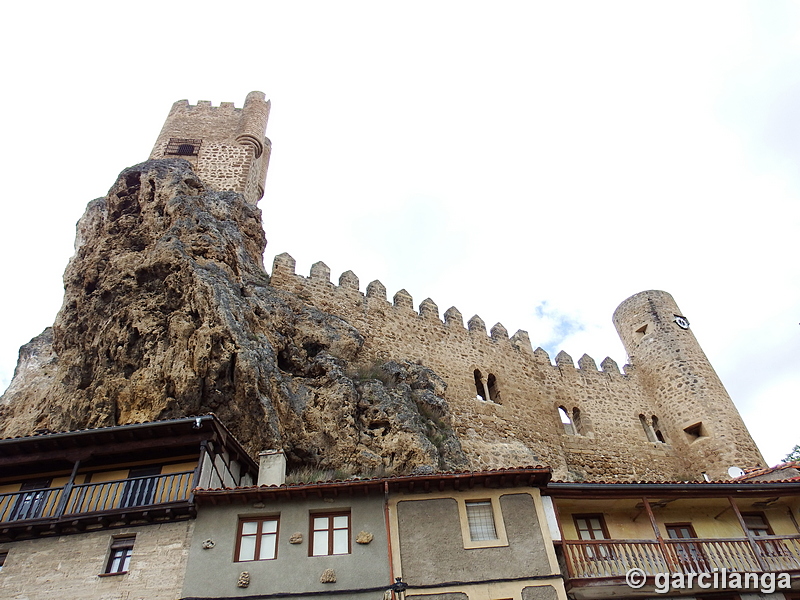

[639,414,657,443]
[165,138,201,157]
[486,374,501,404]
[474,370,487,401]
[572,408,584,435]
[652,416,666,443]
[684,422,707,442]
[559,407,575,435]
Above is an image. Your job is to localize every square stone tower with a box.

[149,91,271,205]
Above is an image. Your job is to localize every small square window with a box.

[104,535,135,575]
[458,497,508,549]
[236,517,279,561]
[309,512,350,556]
[465,501,498,541]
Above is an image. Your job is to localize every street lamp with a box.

[389,577,408,600]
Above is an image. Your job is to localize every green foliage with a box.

[784,444,800,463]
[285,464,388,484]
[349,361,394,386]
[285,465,355,484]
[416,401,450,451]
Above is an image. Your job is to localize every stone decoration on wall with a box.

[289,532,303,544]
[320,568,336,583]
[237,572,250,588]
[202,539,215,549]
[356,530,374,544]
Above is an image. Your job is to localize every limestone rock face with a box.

[0,159,466,474]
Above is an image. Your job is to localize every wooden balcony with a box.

[0,471,195,538]
[562,536,800,597]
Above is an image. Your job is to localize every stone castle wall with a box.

[270,253,765,481]
[613,291,765,478]
[149,91,270,205]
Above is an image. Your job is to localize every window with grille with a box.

[236,517,279,561]
[310,512,350,556]
[165,138,201,156]
[104,535,135,574]
[465,500,498,541]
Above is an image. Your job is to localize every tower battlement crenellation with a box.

[270,251,624,376]
[150,91,271,205]
[143,93,765,482]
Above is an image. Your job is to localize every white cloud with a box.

[0,1,797,467]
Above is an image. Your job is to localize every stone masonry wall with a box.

[613,290,765,479]
[269,254,766,481]
[0,521,194,600]
[149,92,270,205]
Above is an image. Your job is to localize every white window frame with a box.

[102,535,135,575]
[236,516,280,562]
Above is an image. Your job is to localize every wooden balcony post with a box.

[550,497,574,578]
[728,496,769,572]
[53,459,81,519]
[643,496,678,571]
[189,441,209,505]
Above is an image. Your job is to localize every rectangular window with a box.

[742,512,784,557]
[10,479,52,520]
[574,514,608,540]
[104,536,135,574]
[165,138,201,156]
[465,501,498,541]
[741,512,774,537]
[310,512,350,556]
[456,496,509,549]
[574,514,611,559]
[236,517,279,561]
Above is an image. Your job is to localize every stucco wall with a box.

[183,495,390,598]
[396,492,552,586]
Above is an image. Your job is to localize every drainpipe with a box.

[384,481,397,590]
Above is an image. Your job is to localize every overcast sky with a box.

[1,2,797,467]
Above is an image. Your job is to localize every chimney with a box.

[257,449,286,486]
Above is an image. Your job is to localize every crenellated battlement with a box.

[142,93,764,482]
[271,251,625,377]
[269,252,764,481]
[149,91,271,205]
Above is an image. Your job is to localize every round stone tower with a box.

[613,290,765,480]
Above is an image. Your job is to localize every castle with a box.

[145,91,764,482]
[0,91,795,600]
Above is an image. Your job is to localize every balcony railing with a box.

[563,536,800,579]
[0,471,195,524]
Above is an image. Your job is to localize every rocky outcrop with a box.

[0,159,467,474]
